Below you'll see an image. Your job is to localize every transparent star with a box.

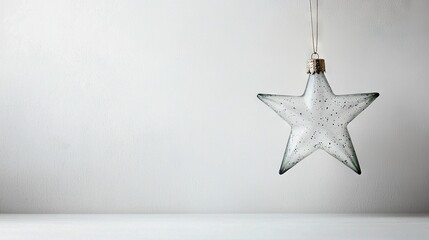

[257,73,378,175]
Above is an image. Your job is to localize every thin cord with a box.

[309,0,319,57]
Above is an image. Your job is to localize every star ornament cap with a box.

[257,59,379,175]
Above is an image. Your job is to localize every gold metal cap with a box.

[307,58,325,74]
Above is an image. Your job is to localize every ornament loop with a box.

[311,52,319,59]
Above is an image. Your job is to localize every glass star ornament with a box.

[257,59,379,175]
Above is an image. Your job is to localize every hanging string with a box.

[309,0,319,59]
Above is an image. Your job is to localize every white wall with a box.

[0,0,428,213]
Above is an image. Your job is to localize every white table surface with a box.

[0,214,428,240]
